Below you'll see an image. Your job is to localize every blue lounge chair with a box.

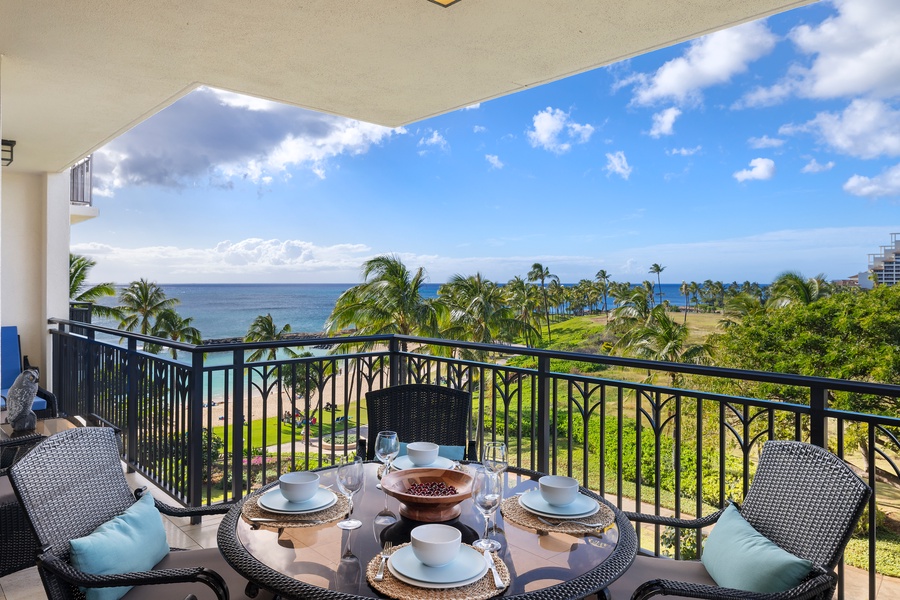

[1,326,55,415]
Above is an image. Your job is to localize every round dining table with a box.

[218,462,636,600]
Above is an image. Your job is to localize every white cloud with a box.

[801,158,835,173]
[648,107,682,138]
[631,21,777,106]
[733,158,776,182]
[605,151,632,179]
[417,130,449,152]
[526,107,594,153]
[485,154,504,169]
[748,135,785,149]
[70,238,374,282]
[779,99,900,159]
[667,146,702,156]
[92,87,404,196]
[473,125,487,133]
[843,163,900,197]
[737,0,900,107]
[463,103,481,110]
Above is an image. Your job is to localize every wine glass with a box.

[374,431,400,524]
[375,430,400,474]
[482,441,508,475]
[472,467,502,552]
[336,455,364,530]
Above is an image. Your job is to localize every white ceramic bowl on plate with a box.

[410,523,462,567]
[279,471,320,503]
[407,441,440,466]
[539,475,579,506]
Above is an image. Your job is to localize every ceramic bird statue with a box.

[6,368,39,432]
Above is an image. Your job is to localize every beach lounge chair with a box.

[606,440,871,600]
[363,384,476,461]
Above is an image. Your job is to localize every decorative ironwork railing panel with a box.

[49,321,900,600]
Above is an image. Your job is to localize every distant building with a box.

[862,233,900,288]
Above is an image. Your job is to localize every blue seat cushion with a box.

[398,442,465,461]
[69,492,170,600]
[0,390,46,411]
[701,504,813,593]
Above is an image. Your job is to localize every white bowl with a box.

[410,524,462,567]
[279,471,320,503]
[407,441,440,467]
[539,475,579,506]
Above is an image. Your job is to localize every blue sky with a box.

[72,0,900,285]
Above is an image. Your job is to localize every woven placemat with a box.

[500,495,614,535]
[366,543,509,600]
[241,489,350,528]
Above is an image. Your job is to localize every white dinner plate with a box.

[258,487,337,514]
[388,545,488,588]
[518,489,600,518]
[391,455,457,471]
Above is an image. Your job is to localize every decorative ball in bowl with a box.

[381,468,474,522]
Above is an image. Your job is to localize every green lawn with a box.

[211,415,358,453]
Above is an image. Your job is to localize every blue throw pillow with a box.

[69,492,170,600]
[398,442,465,461]
[701,504,814,593]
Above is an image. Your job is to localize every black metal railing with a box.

[48,319,900,600]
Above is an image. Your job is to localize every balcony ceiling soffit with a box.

[0,0,815,173]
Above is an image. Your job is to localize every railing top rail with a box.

[47,318,900,398]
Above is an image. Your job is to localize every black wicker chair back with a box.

[739,440,870,571]
[11,427,134,558]
[9,426,260,600]
[612,440,872,600]
[365,384,474,460]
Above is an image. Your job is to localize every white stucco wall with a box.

[0,170,70,380]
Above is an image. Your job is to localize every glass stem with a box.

[484,513,491,541]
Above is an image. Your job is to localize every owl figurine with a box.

[6,368,39,432]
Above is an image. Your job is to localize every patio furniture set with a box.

[2,383,872,600]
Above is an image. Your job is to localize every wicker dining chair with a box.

[0,432,43,577]
[606,440,872,600]
[9,427,271,600]
[364,384,476,460]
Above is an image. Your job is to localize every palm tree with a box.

[325,254,443,351]
[595,269,611,321]
[440,273,535,357]
[679,281,690,324]
[689,281,700,314]
[528,263,557,342]
[609,285,653,334]
[615,304,709,385]
[117,279,179,335]
[149,309,202,358]
[649,263,666,307]
[244,313,299,362]
[767,271,833,308]
[69,254,121,320]
[719,293,768,328]
[505,276,543,347]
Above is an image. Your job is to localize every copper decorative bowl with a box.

[381,468,474,522]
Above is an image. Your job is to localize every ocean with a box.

[93,282,696,341]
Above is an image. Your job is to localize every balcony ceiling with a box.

[1,0,814,173]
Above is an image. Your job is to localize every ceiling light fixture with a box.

[1,140,15,166]
[427,0,462,6]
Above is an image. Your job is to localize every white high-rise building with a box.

[863,233,900,287]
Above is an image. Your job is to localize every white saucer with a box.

[518,489,600,518]
[388,545,487,588]
[258,487,337,514]
[391,455,456,471]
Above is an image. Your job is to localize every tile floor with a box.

[0,469,223,600]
